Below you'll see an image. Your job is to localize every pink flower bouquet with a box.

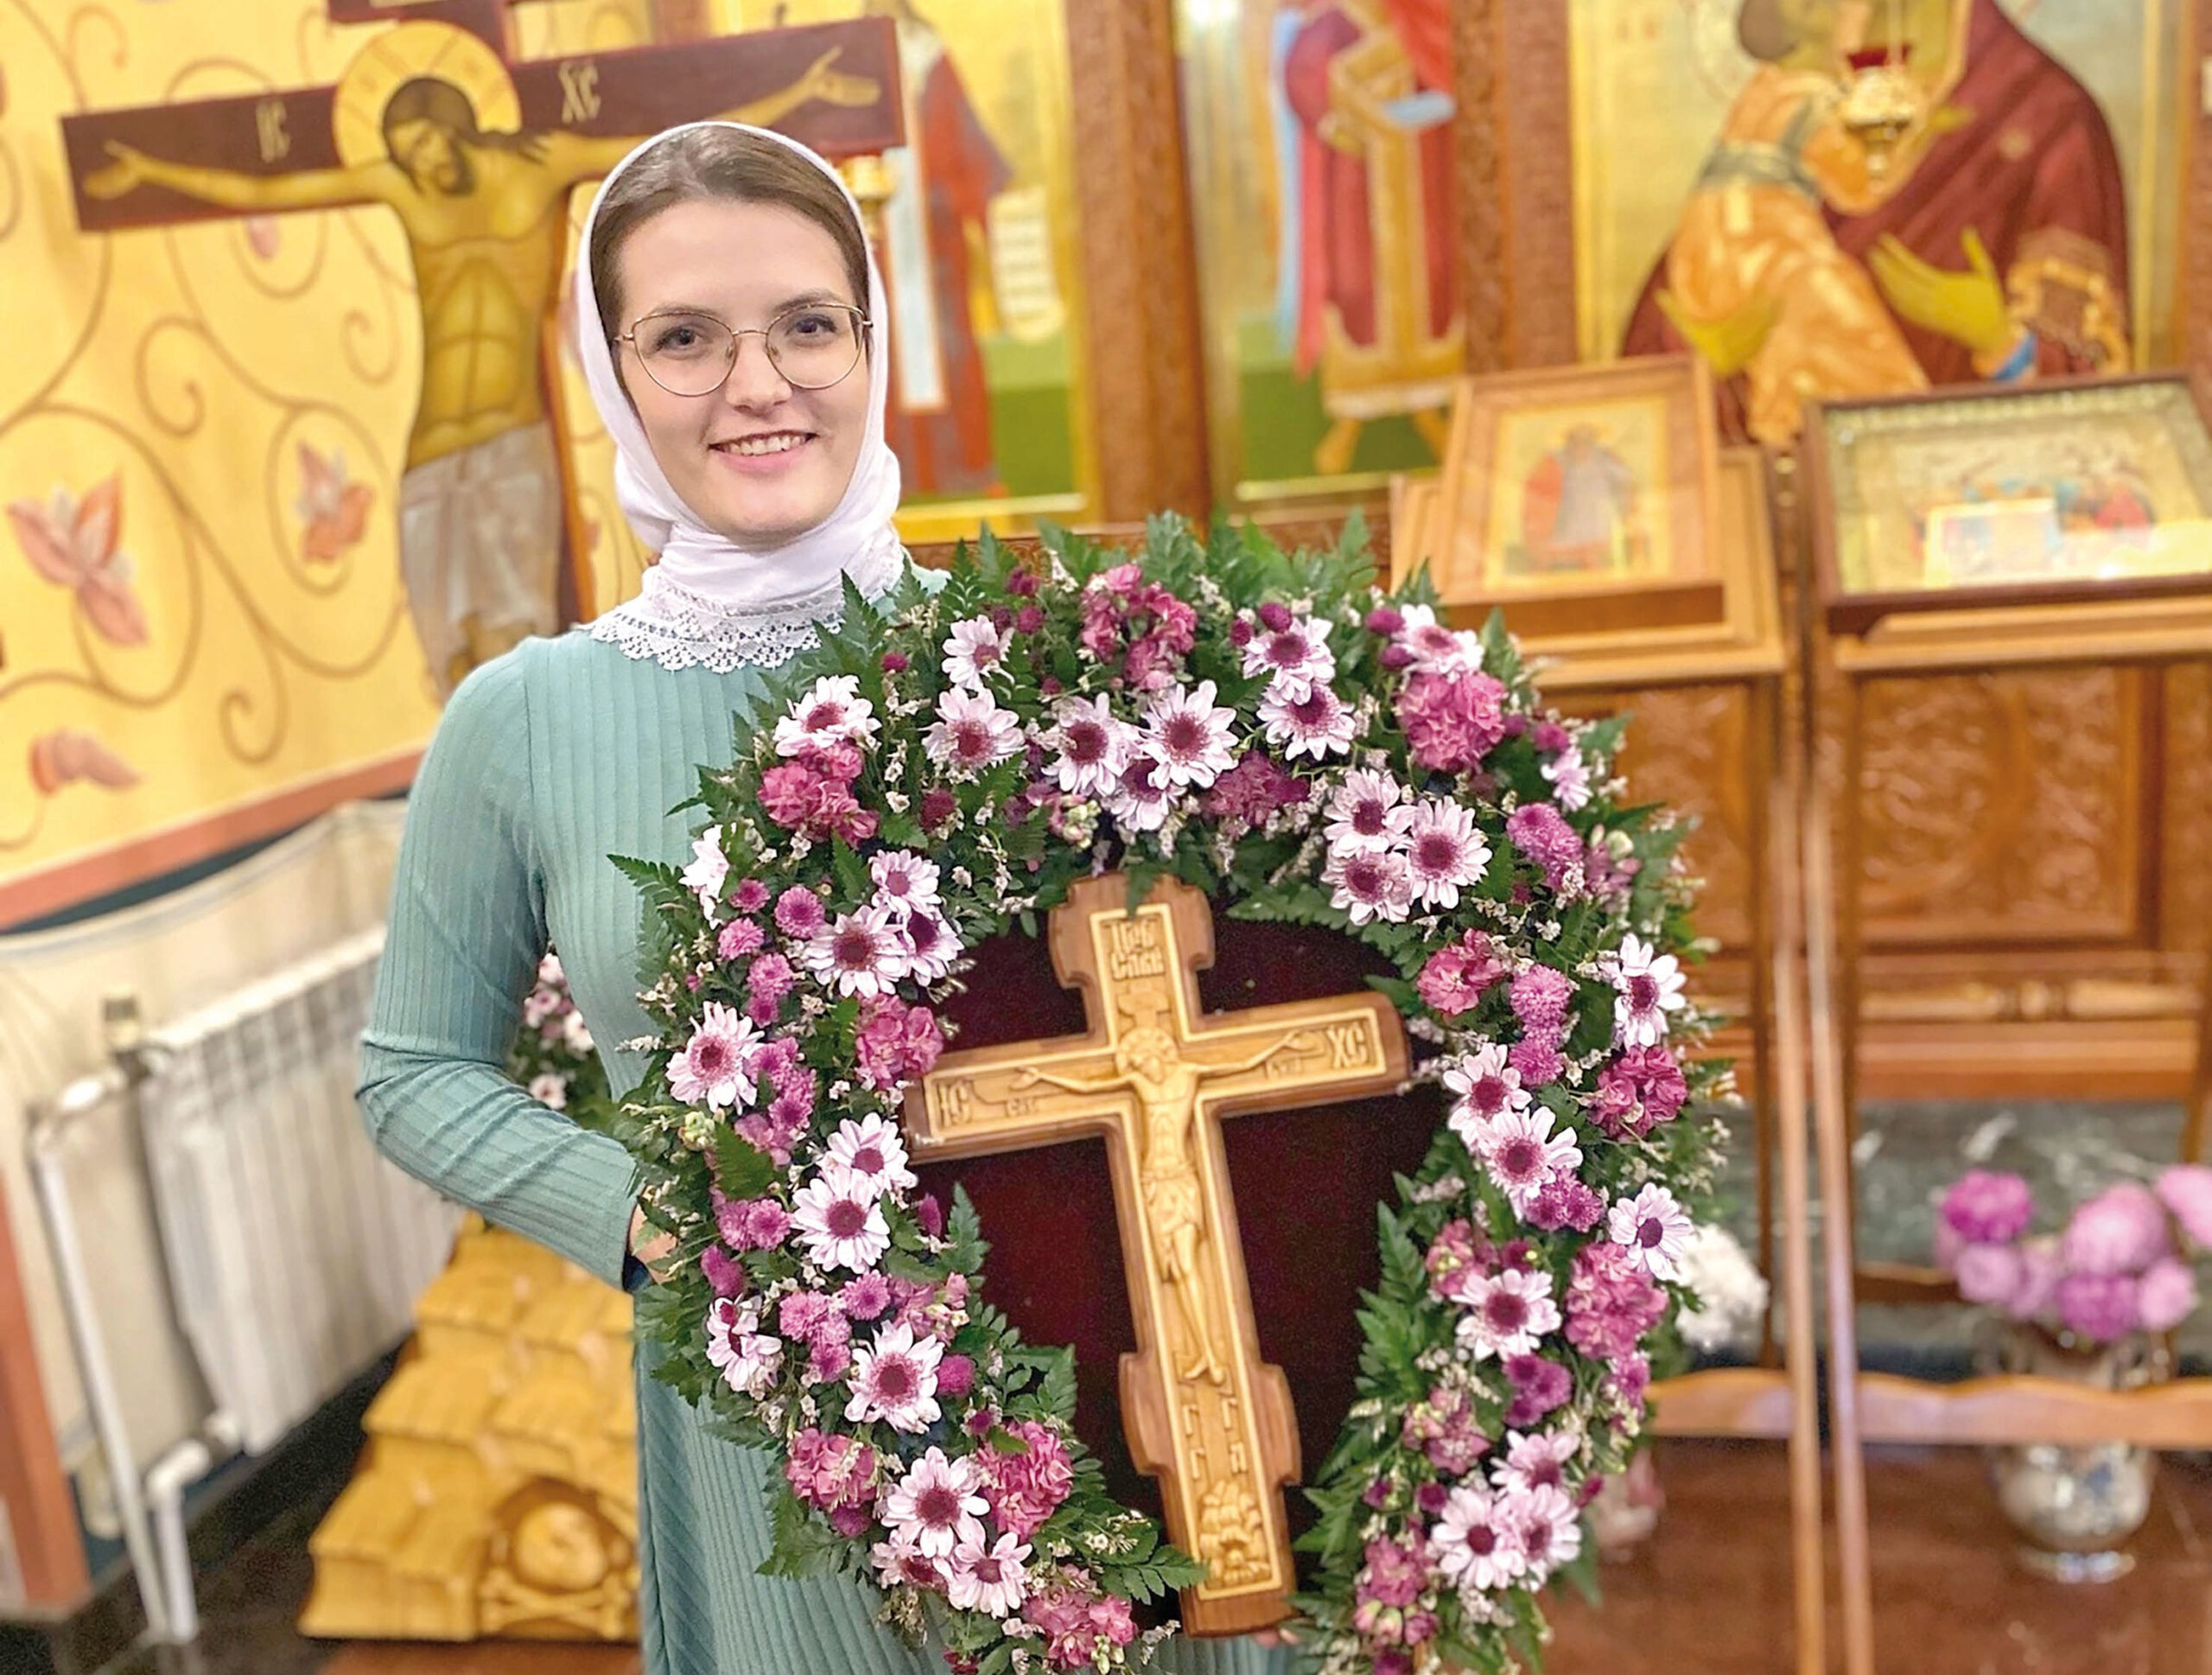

[1936,1166,2212,1343]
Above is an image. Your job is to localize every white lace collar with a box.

[588,545,906,673]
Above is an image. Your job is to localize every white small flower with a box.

[682,826,729,914]
[804,902,907,998]
[1396,604,1486,674]
[1240,615,1334,697]
[536,952,565,988]
[924,686,1023,778]
[1608,1183,1695,1281]
[1674,1225,1770,1352]
[1403,798,1491,910]
[1044,693,1135,801]
[1323,767,1414,854]
[940,615,1009,688]
[880,1444,985,1557]
[1542,743,1592,812]
[1259,680,1356,761]
[1431,1484,1528,1595]
[1141,678,1237,791]
[1454,1266,1561,1361]
[822,1113,918,1201]
[791,1169,892,1271]
[773,674,879,755]
[1442,1043,1529,1153]
[705,1298,783,1398]
[1606,933,1687,1048]
[560,1009,594,1055]
[529,1073,569,1111]
[669,1003,760,1111]
[946,1530,1032,1617]
[1322,844,1414,926]
[1478,1106,1582,1216]
[869,850,942,917]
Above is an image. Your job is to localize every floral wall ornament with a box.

[295,443,374,564]
[7,476,150,646]
[28,729,138,795]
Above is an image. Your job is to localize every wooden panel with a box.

[1844,668,2146,947]
[2163,662,2212,955]
[1064,0,1210,523]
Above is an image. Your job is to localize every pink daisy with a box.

[704,1298,782,1398]
[1501,1481,1581,1582]
[924,686,1022,778]
[1104,748,1172,833]
[1430,1483,1528,1595]
[803,902,907,999]
[940,616,1009,687]
[821,1113,918,1201]
[845,1320,946,1434]
[1442,1043,1530,1153]
[1258,680,1356,761]
[1395,604,1486,675]
[869,1527,948,1592]
[1492,1430,1579,1499]
[1240,615,1334,697]
[1141,678,1237,790]
[1323,767,1414,854]
[868,850,942,917]
[772,674,879,755]
[1480,1106,1583,1217]
[895,908,959,985]
[669,1003,760,1111]
[792,1169,892,1272]
[1044,693,1134,801]
[1608,1183,1694,1281]
[1606,933,1687,1048]
[878,1444,983,1556]
[1541,742,1592,812]
[1454,1267,1561,1361]
[1323,844,1414,927]
[945,1530,1032,1617]
[1403,798,1491,910]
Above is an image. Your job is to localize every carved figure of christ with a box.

[904,874,1409,1635]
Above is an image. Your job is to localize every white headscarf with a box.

[573,122,905,616]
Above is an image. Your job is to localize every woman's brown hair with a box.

[587,125,870,349]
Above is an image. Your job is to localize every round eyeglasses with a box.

[620,303,869,397]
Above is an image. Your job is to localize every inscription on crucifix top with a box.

[904,875,1408,1635]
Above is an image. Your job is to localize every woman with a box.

[359,124,1280,1675]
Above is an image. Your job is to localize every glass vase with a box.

[1977,1320,2169,1583]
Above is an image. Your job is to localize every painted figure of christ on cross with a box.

[906,875,1409,1635]
[65,5,902,694]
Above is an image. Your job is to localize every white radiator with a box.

[136,927,458,1455]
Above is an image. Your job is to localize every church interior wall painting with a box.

[2,0,913,926]
[1176,0,1463,512]
[1570,0,2191,439]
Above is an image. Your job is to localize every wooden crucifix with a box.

[57,2,902,696]
[905,875,1409,1635]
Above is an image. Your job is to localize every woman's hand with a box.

[1656,286,1780,380]
[630,1202,680,1282]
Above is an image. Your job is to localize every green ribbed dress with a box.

[357,622,1288,1675]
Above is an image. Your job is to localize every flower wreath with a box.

[611,519,1728,1675]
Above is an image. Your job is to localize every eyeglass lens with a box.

[633,305,863,396]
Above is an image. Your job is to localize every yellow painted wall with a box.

[0,0,652,921]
